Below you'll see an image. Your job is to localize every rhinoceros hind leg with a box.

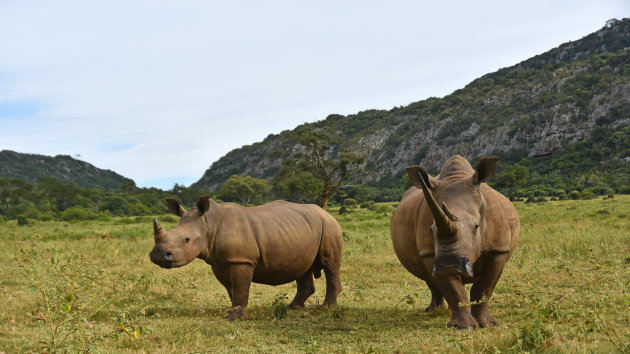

[226,263,253,320]
[424,281,445,312]
[290,270,315,309]
[322,267,341,306]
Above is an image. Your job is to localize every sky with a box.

[1,1,628,190]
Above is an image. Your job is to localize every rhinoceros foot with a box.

[227,306,248,321]
[424,300,445,313]
[447,310,479,330]
[472,304,498,328]
[289,302,305,310]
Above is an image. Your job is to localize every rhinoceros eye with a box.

[184,237,191,243]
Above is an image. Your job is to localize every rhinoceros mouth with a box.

[432,255,473,279]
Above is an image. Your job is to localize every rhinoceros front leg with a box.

[226,263,254,320]
[434,276,479,330]
[290,270,315,310]
[470,252,511,327]
[424,280,445,313]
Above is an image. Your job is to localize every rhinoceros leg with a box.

[290,270,315,310]
[424,280,445,312]
[323,266,341,306]
[470,252,511,327]
[434,275,479,330]
[211,265,233,301]
[226,263,254,320]
[318,227,342,307]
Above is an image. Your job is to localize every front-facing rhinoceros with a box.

[150,196,343,320]
[391,155,519,329]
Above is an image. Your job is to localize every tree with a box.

[275,128,365,209]
[218,175,270,206]
[169,183,208,207]
[0,178,33,208]
[493,165,529,189]
[36,177,80,212]
[272,168,324,204]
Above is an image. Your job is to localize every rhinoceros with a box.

[149,196,343,320]
[391,155,519,329]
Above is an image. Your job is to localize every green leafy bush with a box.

[269,293,289,320]
[579,190,596,200]
[60,207,98,221]
[343,198,358,206]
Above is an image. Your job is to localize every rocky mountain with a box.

[193,18,630,192]
[0,150,134,190]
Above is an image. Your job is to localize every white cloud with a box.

[0,1,628,189]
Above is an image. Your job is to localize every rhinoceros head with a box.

[406,156,498,281]
[149,196,211,269]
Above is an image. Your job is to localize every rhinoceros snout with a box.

[150,249,174,268]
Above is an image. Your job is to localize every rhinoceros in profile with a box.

[150,196,343,320]
[391,155,519,329]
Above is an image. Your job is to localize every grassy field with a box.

[0,196,629,352]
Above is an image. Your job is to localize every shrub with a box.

[343,198,358,206]
[579,190,596,200]
[360,201,375,209]
[60,207,98,221]
[38,213,55,221]
[339,206,350,215]
[269,293,289,320]
[374,204,393,214]
[568,190,580,200]
[17,243,110,352]
[17,216,29,226]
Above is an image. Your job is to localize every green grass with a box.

[1,197,628,352]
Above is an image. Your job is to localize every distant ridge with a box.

[0,150,133,190]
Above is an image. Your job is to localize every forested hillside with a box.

[193,18,630,200]
[0,150,133,190]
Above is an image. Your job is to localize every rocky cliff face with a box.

[193,19,630,191]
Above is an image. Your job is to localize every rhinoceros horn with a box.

[153,218,162,235]
[407,166,457,236]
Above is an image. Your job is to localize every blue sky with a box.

[0,1,628,190]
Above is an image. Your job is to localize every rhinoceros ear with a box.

[166,198,186,217]
[195,195,211,215]
[406,165,439,190]
[472,156,499,185]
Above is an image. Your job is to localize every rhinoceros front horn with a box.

[410,166,457,237]
[153,218,162,235]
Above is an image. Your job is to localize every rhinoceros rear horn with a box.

[153,218,162,235]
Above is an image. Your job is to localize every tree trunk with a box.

[317,188,331,209]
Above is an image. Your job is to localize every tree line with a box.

[2,123,628,223]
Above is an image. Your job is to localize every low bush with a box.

[343,198,358,206]
[60,207,98,221]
